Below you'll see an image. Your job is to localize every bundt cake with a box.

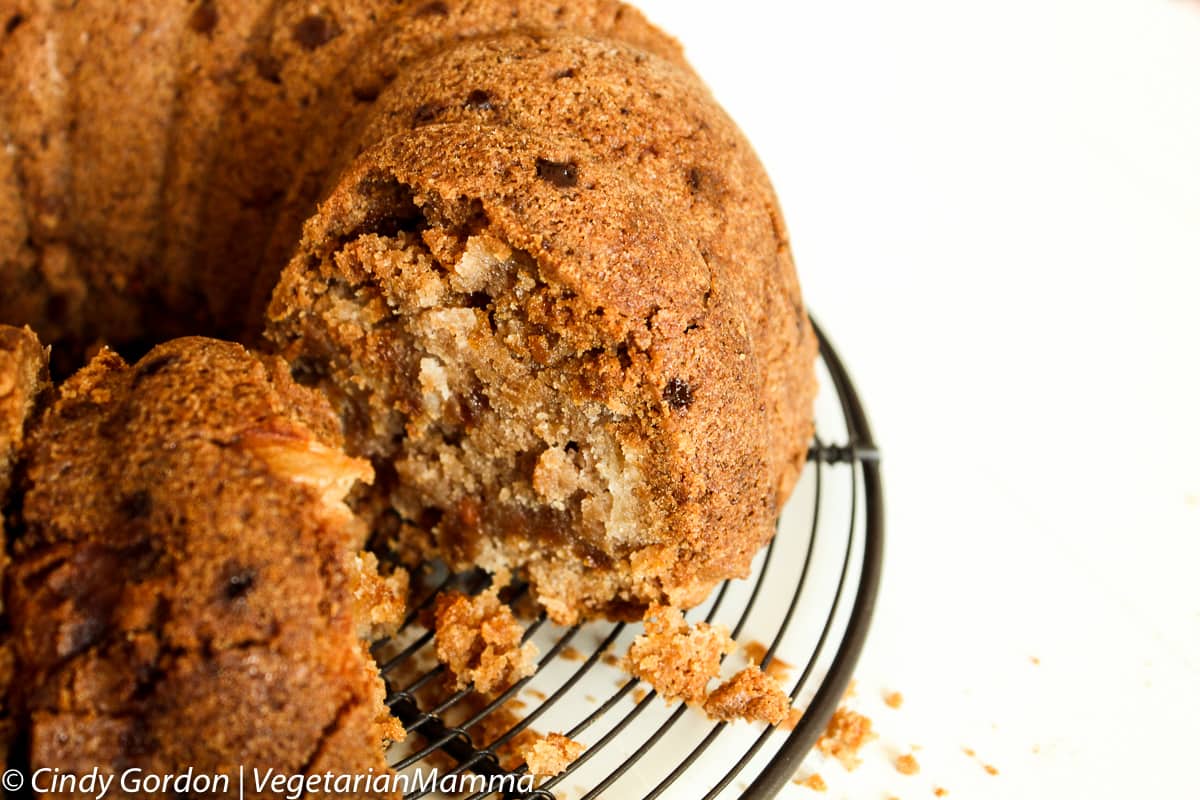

[3,336,404,793]
[0,0,818,778]
[2,0,814,621]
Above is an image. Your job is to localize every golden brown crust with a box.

[4,338,401,794]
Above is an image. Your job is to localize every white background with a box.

[634,1,1200,797]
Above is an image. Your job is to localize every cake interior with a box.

[271,174,660,621]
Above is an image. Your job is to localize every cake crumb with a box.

[984,764,999,776]
[782,707,803,731]
[883,690,904,709]
[519,733,584,777]
[625,605,734,705]
[632,688,648,704]
[433,589,538,695]
[895,753,920,775]
[703,666,790,725]
[816,706,876,771]
[349,552,408,639]
[792,773,826,791]
[602,653,621,667]
[526,689,547,701]
[561,645,583,661]
[934,788,948,797]
[962,747,975,758]
[1030,656,1040,665]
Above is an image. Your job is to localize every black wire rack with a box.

[371,319,884,799]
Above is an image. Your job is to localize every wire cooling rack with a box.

[372,319,883,799]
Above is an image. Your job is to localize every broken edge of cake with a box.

[624,604,794,724]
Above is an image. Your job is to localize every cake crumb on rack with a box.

[895,753,920,775]
[816,706,876,770]
[934,787,949,797]
[792,772,827,791]
[703,666,790,725]
[433,589,538,695]
[883,690,904,709]
[349,552,408,640]
[625,605,734,705]
[984,764,999,776]
[520,733,584,777]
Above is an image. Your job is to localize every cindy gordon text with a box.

[4,766,538,798]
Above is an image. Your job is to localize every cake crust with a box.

[0,324,48,783]
[4,338,402,794]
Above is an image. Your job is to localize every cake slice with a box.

[268,124,780,624]
[4,337,403,792]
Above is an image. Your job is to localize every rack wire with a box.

[372,319,884,799]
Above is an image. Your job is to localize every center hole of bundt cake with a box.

[269,177,648,601]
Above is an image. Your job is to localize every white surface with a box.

[631,1,1200,797]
